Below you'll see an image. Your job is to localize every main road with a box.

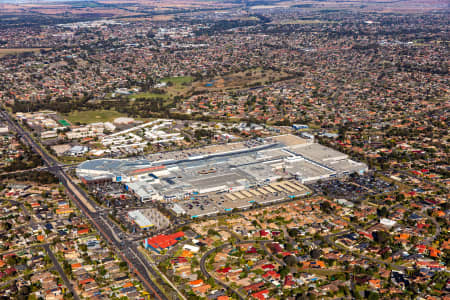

[0,110,171,300]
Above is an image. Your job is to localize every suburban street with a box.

[43,244,81,300]
[200,241,247,300]
[0,109,171,300]
[199,239,283,300]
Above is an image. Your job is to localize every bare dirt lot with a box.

[190,68,292,93]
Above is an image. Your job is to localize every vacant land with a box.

[0,48,51,58]
[164,76,194,95]
[131,70,292,102]
[131,92,169,100]
[132,70,290,101]
[64,109,127,124]
[191,68,291,92]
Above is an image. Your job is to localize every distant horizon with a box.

[0,0,89,3]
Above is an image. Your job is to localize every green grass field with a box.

[64,110,127,124]
[162,76,194,86]
[131,76,194,100]
[163,76,194,94]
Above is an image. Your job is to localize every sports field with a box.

[64,110,127,124]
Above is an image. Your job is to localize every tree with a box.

[377,206,389,218]
[288,228,300,237]
[279,266,289,278]
[98,265,107,276]
[373,231,390,244]
[320,201,332,214]
[307,292,316,300]
[367,291,380,300]
[206,276,215,287]
[286,243,294,251]
[284,255,297,267]
[310,249,322,259]
[207,229,219,236]
[395,193,405,202]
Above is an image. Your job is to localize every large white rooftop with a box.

[76,135,367,198]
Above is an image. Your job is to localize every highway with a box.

[0,110,171,300]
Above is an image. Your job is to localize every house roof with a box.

[192,284,211,294]
[189,279,204,286]
[251,289,269,300]
[263,270,280,279]
[244,282,265,292]
[261,264,275,270]
[216,267,231,273]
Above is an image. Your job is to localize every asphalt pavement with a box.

[43,244,80,300]
[0,110,171,300]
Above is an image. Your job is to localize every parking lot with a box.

[351,174,397,194]
[308,174,397,201]
[89,182,142,208]
[175,180,311,218]
[144,138,264,163]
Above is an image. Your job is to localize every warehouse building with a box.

[128,210,154,229]
[127,208,169,230]
[143,232,184,253]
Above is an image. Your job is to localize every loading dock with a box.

[278,182,295,193]
[270,184,284,192]
[264,186,277,193]
[240,190,253,198]
[233,192,246,199]
[225,193,237,201]
[258,188,269,195]
[249,189,262,196]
